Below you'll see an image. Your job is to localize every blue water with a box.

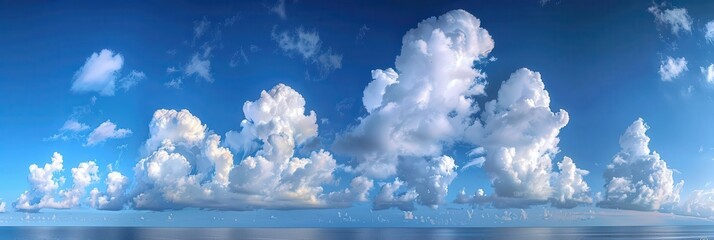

[0,226,713,240]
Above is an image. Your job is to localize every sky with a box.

[1,0,714,227]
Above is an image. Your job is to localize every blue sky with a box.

[1,0,714,227]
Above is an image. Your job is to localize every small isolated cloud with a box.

[272,27,342,80]
[85,120,132,146]
[355,24,370,43]
[71,49,123,96]
[193,17,211,39]
[15,153,99,212]
[648,3,692,36]
[705,21,714,44]
[0,201,5,213]
[185,54,213,82]
[269,0,287,19]
[659,56,687,81]
[701,64,714,84]
[118,70,146,91]
[45,119,90,141]
[598,118,684,211]
[71,49,143,96]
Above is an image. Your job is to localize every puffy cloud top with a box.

[599,118,684,211]
[335,9,493,210]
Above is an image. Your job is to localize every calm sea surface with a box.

[0,226,713,240]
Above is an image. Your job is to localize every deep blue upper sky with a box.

[0,0,714,227]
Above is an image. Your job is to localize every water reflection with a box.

[2,226,714,240]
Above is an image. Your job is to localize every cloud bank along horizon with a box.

[4,8,714,221]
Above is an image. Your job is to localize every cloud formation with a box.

[648,3,692,35]
[459,68,591,209]
[701,64,714,84]
[658,56,687,81]
[674,189,714,219]
[598,118,683,211]
[15,153,99,212]
[85,120,132,146]
[113,84,367,211]
[705,21,714,44]
[271,27,342,80]
[335,9,494,210]
[71,49,143,96]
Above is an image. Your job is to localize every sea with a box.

[0,225,713,240]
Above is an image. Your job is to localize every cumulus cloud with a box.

[658,56,687,81]
[271,27,342,80]
[674,189,714,219]
[0,201,5,213]
[648,3,692,35]
[15,153,99,212]
[335,9,494,210]
[598,118,684,211]
[459,68,591,209]
[71,49,143,96]
[85,120,132,146]
[90,171,129,210]
[123,84,365,211]
[701,64,714,84]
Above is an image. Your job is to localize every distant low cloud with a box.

[15,153,99,212]
[701,64,714,84]
[71,49,143,96]
[598,118,684,211]
[85,120,132,146]
[648,3,692,36]
[272,27,342,80]
[674,189,714,220]
[659,56,687,81]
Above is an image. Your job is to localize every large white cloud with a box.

[598,118,684,211]
[334,9,493,210]
[658,56,687,81]
[85,120,132,146]
[15,153,99,212]
[123,84,367,211]
[71,49,143,96]
[459,68,591,209]
[226,84,358,209]
[648,3,692,35]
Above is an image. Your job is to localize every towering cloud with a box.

[459,68,591,209]
[15,153,99,212]
[335,9,494,210]
[599,118,683,211]
[122,84,364,211]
